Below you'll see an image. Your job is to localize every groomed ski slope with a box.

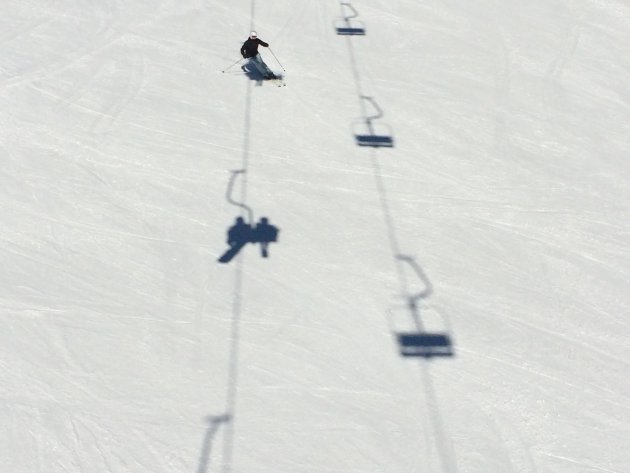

[1,1,629,472]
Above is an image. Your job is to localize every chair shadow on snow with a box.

[218,170,281,264]
[218,215,280,263]
[334,2,366,36]
[353,96,394,148]
[390,256,455,358]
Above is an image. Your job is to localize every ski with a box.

[266,75,286,87]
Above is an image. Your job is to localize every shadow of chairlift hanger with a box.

[335,2,366,36]
[353,96,394,148]
[389,256,454,358]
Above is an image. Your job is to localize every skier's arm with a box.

[257,39,269,47]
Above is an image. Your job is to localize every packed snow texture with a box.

[1,1,629,472]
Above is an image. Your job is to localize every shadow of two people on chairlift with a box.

[218,216,279,263]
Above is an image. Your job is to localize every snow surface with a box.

[2,1,630,472]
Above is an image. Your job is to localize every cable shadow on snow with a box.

[207,43,256,473]
[366,120,457,471]
[395,258,458,471]
[336,1,394,148]
[209,4,281,471]
[386,254,458,473]
[369,153,459,473]
[334,0,451,358]
[335,7,458,472]
[218,242,245,473]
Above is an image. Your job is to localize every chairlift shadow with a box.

[391,300,454,358]
[218,171,280,263]
[352,96,394,148]
[218,215,280,264]
[397,332,454,358]
[334,2,366,36]
[388,256,454,358]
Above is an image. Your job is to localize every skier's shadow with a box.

[218,216,280,263]
[241,62,265,82]
[241,62,283,86]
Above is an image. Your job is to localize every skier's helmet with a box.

[250,31,257,38]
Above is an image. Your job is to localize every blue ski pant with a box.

[249,54,273,77]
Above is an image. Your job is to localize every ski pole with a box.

[222,57,244,73]
[268,48,286,72]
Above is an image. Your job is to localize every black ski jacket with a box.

[241,38,269,58]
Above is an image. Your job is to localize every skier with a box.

[240,31,277,80]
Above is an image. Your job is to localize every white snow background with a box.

[1,1,629,472]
